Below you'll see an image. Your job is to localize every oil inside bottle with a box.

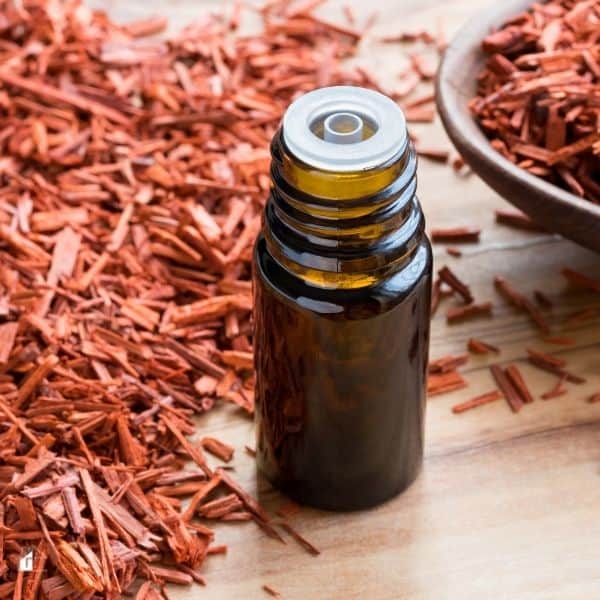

[254,87,432,510]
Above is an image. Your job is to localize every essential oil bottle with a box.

[253,86,432,510]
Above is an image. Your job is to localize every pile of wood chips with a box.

[0,0,379,597]
[3,0,595,596]
[471,0,600,201]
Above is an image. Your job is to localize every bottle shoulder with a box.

[254,234,432,318]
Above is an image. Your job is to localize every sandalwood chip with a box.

[527,356,586,385]
[526,348,566,369]
[562,268,600,293]
[0,322,18,364]
[201,437,235,463]
[495,210,547,233]
[467,338,500,354]
[278,521,321,556]
[446,302,492,323]
[505,365,534,404]
[428,354,469,374]
[494,276,549,332]
[428,371,468,396]
[541,376,568,400]
[438,266,473,304]
[430,227,480,243]
[263,584,281,597]
[490,365,523,413]
[416,147,450,163]
[452,390,502,414]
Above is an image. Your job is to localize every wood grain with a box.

[91,0,600,598]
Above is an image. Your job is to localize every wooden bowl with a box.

[436,0,600,253]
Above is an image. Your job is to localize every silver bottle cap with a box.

[282,86,407,172]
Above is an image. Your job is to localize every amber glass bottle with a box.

[253,87,432,510]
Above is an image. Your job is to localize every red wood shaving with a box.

[0,323,18,364]
[415,147,450,163]
[541,376,568,400]
[562,268,600,294]
[201,437,235,463]
[527,356,586,385]
[472,1,600,203]
[263,584,282,597]
[526,348,566,369]
[490,365,523,413]
[495,210,547,233]
[278,521,321,556]
[393,70,421,99]
[427,371,468,396]
[505,365,535,404]
[216,468,284,542]
[438,266,474,304]
[410,53,437,80]
[494,276,550,332]
[452,390,502,414]
[446,302,492,323]
[222,511,253,522]
[451,155,465,171]
[428,354,469,374]
[200,494,243,519]
[404,106,436,123]
[430,227,481,244]
[0,0,371,593]
[467,338,500,354]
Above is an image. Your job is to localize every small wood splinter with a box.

[430,227,480,243]
[468,338,500,354]
[541,376,568,400]
[446,302,493,323]
[452,390,502,414]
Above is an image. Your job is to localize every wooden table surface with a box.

[94,0,600,597]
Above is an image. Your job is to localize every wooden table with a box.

[95,0,600,597]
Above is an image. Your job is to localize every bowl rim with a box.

[436,0,600,221]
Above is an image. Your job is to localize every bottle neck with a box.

[264,129,424,289]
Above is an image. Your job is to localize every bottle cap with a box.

[282,86,407,172]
